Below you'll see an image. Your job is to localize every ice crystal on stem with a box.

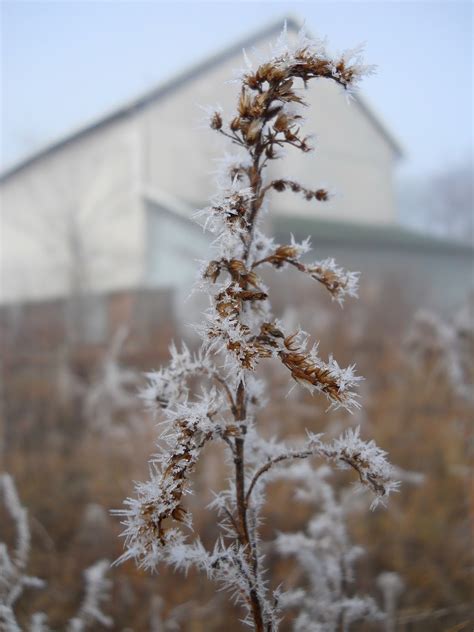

[308,428,400,507]
[0,474,44,629]
[115,23,397,631]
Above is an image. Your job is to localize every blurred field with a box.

[1,276,472,631]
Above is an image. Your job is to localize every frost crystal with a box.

[309,427,400,507]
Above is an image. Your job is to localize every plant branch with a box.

[232,381,265,631]
[211,372,237,415]
[246,450,313,503]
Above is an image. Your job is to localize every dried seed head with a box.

[245,119,263,144]
[230,116,241,131]
[238,290,267,302]
[238,90,253,117]
[315,188,329,201]
[204,260,222,283]
[210,111,223,130]
[274,113,289,132]
[275,245,299,259]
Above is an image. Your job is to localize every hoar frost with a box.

[0,474,113,631]
[115,23,398,631]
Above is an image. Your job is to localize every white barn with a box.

[1,16,471,322]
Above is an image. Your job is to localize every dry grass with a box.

[1,281,472,630]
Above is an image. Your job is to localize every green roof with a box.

[273,215,474,255]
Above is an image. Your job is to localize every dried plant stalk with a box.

[115,25,398,631]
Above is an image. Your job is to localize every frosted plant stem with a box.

[239,152,268,630]
[114,26,398,630]
[233,381,265,632]
[235,435,265,631]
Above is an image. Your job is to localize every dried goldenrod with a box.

[115,24,397,632]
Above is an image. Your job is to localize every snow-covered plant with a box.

[83,326,141,434]
[66,560,112,632]
[115,25,398,630]
[0,474,112,632]
[406,301,474,404]
[57,325,141,435]
[376,572,404,632]
[0,474,44,629]
[274,463,383,631]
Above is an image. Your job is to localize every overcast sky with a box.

[1,1,472,177]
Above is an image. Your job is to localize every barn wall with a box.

[0,24,399,306]
[0,115,145,303]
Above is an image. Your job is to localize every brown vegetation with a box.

[1,281,472,630]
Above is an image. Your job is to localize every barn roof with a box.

[0,15,403,183]
[143,191,473,255]
[274,214,474,254]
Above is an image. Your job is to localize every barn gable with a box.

[0,16,401,183]
[1,15,406,305]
